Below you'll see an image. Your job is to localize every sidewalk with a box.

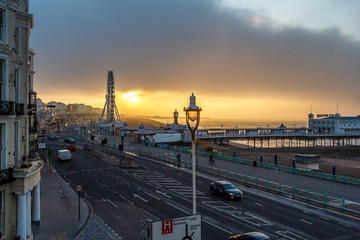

[35,159,89,240]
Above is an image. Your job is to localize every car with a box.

[49,135,59,140]
[64,138,76,143]
[228,232,271,240]
[210,181,243,200]
[67,145,76,151]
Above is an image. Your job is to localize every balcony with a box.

[0,101,15,115]
[0,168,14,186]
[28,103,36,115]
[15,103,25,115]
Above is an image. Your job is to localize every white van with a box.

[56,149,72,161]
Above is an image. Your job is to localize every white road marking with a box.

[118,194,134,205]
[142,208,160,220]
[102,198,118,208]
[340,222,351,228]
[165,202,190,214]
[155,190,172,198]
[254,202,263,207]
[202,219,233,235]
[276,231,308,240]
[133,194,148,202]
[300,219,312,225]
[143,191,160,200]
[320,216,329,221]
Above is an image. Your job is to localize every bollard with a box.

[279,183,282,193]
[256,177,258,187]
[324,193,327,206]
[342,198,345,210]
[235,173,238,180]
[245,175,248,184]
[307,189,310,201]
[267,180,269,190]
[292,186,295,199]
[227,170,229,178]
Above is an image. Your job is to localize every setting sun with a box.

[122,91,140,103]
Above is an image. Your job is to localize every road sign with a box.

[152,214,201,240]
[75,184,83,192]
[141,219,151,238]
[38,142,46,149]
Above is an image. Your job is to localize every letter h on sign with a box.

[162,219,173,235]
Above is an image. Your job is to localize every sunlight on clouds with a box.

[122,91,140,103]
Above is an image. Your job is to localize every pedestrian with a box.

[176,153,181,167]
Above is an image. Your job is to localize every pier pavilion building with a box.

[308,112,360,134]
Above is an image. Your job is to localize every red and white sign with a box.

[162,219,173,235]
[152,214,201,240]
[75,184,83,192]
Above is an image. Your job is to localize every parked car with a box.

[210,181,243,200]
[64,138,76,143]
[56,149,72,161]
[49,135,59,140]
[67,145,76,151]
[229,232,271,240]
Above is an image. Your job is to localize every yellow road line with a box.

[320,216,329,221]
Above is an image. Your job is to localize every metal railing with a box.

[154,144,360,186]
[140,151,360,217]
[0,101,15,115]
[0,168,14,185]
[15,103,25,115]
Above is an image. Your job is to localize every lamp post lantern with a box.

[184,93,202,214]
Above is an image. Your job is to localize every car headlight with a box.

[228,193,234,195]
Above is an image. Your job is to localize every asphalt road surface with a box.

[50,139,360,240]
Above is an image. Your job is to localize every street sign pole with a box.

[75,184,83,221]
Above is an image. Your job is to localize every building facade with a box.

[0,1,42,239]
[308,112,360,134]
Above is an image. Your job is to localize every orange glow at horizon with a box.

[37,89,359,122]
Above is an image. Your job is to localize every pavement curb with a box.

[73,199,94,240]
[49,163,90,239]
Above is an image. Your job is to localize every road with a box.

[50,135,360,239]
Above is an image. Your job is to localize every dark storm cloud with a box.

[31,0,360,104]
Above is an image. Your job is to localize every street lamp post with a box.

[184,93,202,215]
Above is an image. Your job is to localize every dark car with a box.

[210,181,243,200]
[49,135,59,140]
[229,232,271,240]
[64,138,76,143]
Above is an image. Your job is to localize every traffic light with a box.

[118,144,123,152]
[91,135,94,141]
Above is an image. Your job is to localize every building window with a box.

[0,9,4,41]
[0,123,4,170]
[0,59,3,100]
[28,74,31,87]
[15,28,20,55]
[15,69,20,103]
[0,190,4,234]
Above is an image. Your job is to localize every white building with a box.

[308,112,360,134]
[0,1,42,239]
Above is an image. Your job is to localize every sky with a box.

[30,0,360,121]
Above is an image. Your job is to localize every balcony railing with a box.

[0,101,15,115]
[15,103,25,115]
[0,168,14,186]
[28,104,36,115]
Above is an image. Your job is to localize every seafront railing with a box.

[152,143,360,186]
[140,151,360,217]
